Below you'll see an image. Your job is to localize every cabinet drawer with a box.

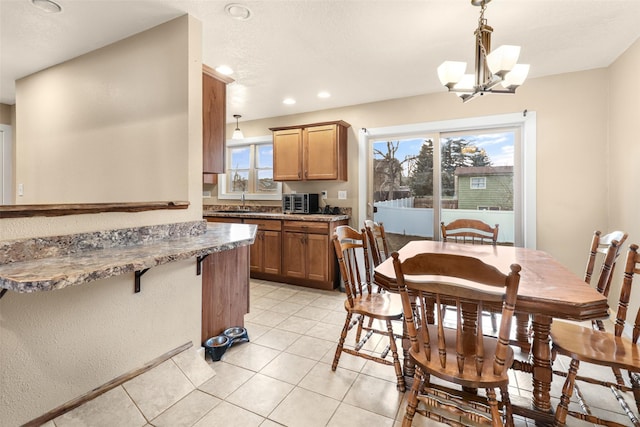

[283,220,329,234]
[244,218,282,231]
[205,217,242,223]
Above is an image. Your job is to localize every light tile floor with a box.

[45,279,635,427]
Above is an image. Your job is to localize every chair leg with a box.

[490,312,498,332]
[500,385,514,427]
[554,358,580,427]
[355,313,364,343]
[332,311,352,371]
[485,388,504,427]
[631,372,640,415]
[403,367,422,427]
[385,320,405,392]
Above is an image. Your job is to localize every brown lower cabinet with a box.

[282,221,330,283]
[245,219,281,276]
[206,216,348,290]
[201,244,250,343]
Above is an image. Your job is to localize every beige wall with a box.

[226,68,611,276]
[607,37,640,317]
[230,40,640,321]
[0,103,13,125]
[0,15,204,426]
[14,17,192,205]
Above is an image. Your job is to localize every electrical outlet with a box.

[338,190,347,200]
[18,183,24,197]
[321,190,327,199]
[202,191,212,198]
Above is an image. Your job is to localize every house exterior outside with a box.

[455,166,514,211]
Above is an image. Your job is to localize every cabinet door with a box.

[304,124,338,180]
[283,231,306,278]
[273,128,303,181]
[202,72,226,174]
[306,233,329,282]
[249,230,264,273]
[263,231,282,275]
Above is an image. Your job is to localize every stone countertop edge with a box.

[0,223,257,294]
[203,211,350,222]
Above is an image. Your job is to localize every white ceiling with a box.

[2,0,640,123]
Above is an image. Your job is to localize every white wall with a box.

[0,15,203,426]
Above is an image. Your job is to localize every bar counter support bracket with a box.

[134,268,150,293]
[196,254,210,276]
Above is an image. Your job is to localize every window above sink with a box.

[218,135,283,201]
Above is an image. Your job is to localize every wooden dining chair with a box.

[551,243,640,427]
[364,219,391,267]
[584,230,628,296]
[584,230,627,332]
[392,251,521,427]
[441,218,499,245]
[441,219,500,332]
[331,225,405,391]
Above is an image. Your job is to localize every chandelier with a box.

[437,0,529,103]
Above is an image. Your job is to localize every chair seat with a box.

[551,320,640,371]
[344,292,403,320]
[411,324,514,389]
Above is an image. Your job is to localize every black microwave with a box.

[282,193,319,214]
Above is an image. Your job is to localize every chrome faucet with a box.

[241,192,246,208]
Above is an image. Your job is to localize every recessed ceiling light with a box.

[215,65,234,75]
[31,0,62,13]
[225,3,252,21]
[283,98,296,105]
[318,91,331,98]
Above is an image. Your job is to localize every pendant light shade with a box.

[232,114,244,140]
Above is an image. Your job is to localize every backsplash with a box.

[203,204,352,216]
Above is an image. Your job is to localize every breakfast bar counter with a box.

[0,220,256,294]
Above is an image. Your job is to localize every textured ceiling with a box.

[2,0,639,122]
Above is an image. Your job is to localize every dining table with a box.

[373,240,610,424]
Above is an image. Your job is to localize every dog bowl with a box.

[203,335,230,361]
[223,326,249,345]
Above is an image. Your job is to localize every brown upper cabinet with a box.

[202,65,234,184]
[270,120,351,181]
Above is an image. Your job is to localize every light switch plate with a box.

[338,190,347,200]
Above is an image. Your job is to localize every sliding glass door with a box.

[371,127,519,246]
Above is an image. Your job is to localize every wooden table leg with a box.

[531,314,553,417]
[515,312,531,352]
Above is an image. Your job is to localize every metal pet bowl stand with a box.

[203,326,249,362]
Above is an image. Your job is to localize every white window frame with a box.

[359,112,537,249]
[470,177,487,189]
[217,135,282,201]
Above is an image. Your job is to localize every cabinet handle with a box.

[298,171,301,179]
[304,170,308,178]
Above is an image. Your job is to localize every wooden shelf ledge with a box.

[0,201,189,218]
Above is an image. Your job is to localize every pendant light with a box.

[232,114,244,140]
[437,0,530,103]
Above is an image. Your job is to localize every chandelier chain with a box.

[476,2,489,64]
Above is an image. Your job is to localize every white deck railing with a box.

[374,198,515,243]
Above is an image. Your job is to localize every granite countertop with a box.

[0,222,256,294]
[203,210,350,222]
